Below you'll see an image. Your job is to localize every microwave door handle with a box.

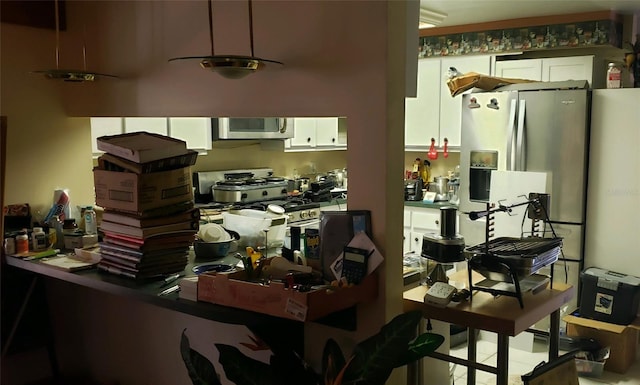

[516,100,526,170]
[506,98,517,171]
[279,118,287,133]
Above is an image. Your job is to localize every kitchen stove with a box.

[213,176,289,204]
[240,198,321,226]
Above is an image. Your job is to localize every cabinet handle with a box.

[307,137,311,143]
[414,237,419,242]
[435,220,439,225]
[332,138,335,143]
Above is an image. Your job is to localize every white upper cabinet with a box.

[91,117,212,157]
[123,117,167,135]
[90,118,123,154]
[494,55,602,88]
[405,59,441,148]
[542,56,594,83]
[405,55,492,151]
[439,56,492,149]
[493,58,543,81]
[284,117,347,151]
[168,118,213,151]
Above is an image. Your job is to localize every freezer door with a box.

[519,89,590,223]
[459,91,519,214]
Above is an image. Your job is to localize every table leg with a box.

[549,309,560,360]
[467,327,477,385]
[496,334,509,385]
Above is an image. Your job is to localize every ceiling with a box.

[422,0,640,27]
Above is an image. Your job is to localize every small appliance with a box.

[421,206,465,286]
[404,178,424,201]
[211,117,293,140]
[212,175,288,204]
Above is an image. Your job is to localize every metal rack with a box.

[465,196,562,308]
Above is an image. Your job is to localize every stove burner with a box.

[217,180,246,186]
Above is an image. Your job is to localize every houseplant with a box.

[180,310,444,385]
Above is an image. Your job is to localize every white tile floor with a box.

[449,337,640,385]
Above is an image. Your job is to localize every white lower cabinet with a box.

[403,206,447,255]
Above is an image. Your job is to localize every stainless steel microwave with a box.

[211,117,294,140]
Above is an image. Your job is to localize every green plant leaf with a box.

[216,344,275,385]
[180,329,222,385]
[394,332,445,368]
[343,311,424,385]
[322,338,346,385]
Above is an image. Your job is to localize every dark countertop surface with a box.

[404,201,458,210]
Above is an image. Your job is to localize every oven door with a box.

[212,117,294,140]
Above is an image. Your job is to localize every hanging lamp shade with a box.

[31,0,118,82]
[168,0,283,79]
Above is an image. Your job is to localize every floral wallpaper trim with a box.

[418,19,623,58]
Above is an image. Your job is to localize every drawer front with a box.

[411,210,440,232]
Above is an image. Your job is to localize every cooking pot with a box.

[432,176,450,195]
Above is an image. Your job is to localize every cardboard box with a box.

[564,314,640,374]
[197,271,378,322]
[93,167,193,212]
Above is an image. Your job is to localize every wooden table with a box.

[403,271,574,385]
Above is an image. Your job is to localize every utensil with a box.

[428,138,438,160]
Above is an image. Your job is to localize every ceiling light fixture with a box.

[168,0,283,79]
[31,0,118,82]
[419,8,447,29]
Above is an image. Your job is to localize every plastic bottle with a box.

[606,62,621,89]
[84,206,97,235]
[48,215,65,249]
[31,227,47,251]
[15,230,29,254]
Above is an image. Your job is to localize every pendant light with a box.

[31,0,118,82]
[168,0,283,79]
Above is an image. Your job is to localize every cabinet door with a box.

[439,55,492,148]
[123,117,167,135]
[168,118,212,151]
[290,118,316,147]
[315,118,339,147]
[90,117,123,155]
[542,56,593,83]
[403,228,412,254]
[405,59,441,148]
[494,59,543,81]
[411,209,441,233]
[410,231,430,255]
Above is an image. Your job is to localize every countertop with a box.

[404,200,458,210]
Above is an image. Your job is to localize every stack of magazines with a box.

[94,132,199,279]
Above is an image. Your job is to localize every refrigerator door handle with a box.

[506,98,518,171]
[516,99,526,170]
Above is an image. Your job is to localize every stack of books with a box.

[94,132,200,279]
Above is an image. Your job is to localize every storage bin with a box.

[579,267,640,325]
[222,209,286,249]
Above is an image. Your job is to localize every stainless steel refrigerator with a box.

[458,80,591,315]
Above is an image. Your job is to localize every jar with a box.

[15,231,29,254]
[31,227,48,251]
[606,62,622,89]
